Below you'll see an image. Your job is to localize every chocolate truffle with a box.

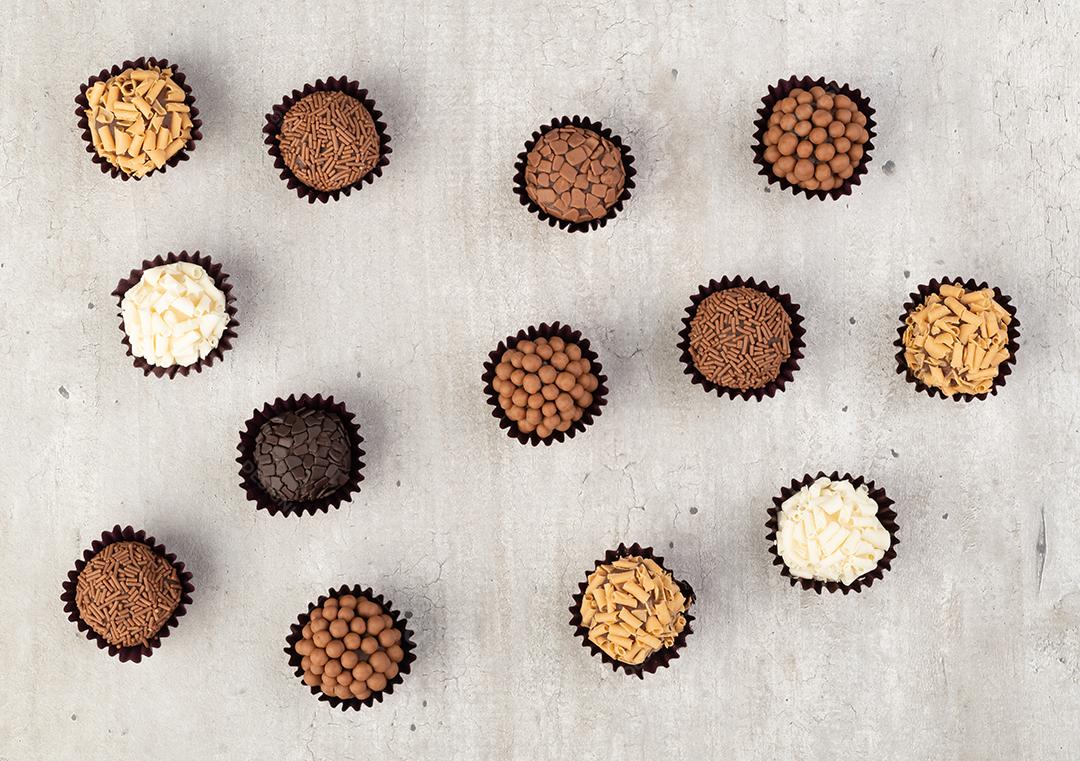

[277,91,380,192]
[254,409,351,503]
[75,542,182,648]
[688,287,792,390]
[524,126,625,223]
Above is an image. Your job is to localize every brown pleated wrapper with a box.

[111,250,238,379]
[766,472,899,595]
[237,393,365,517]
[284,584,417,711]
[60,524,194,663]
[895,277,1021,402]
[752,75,876,201]
[512,115,636,233]
[677,276,806,401]
[263,76,392,204]
[482,321,609,446]
[569,543,695,679]
[75,56,202,181]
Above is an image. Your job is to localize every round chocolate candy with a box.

[524,126,625,223]
[254,409,351,503]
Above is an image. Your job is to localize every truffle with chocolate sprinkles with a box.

[254,408,351,503]
[277,91,380,192]
[688,287,792,390]
[74,542,182,648]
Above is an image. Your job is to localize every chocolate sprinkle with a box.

[688,287,792,390]
[277,91,380,192]
[75,542,181,648]
[254,409,351,503]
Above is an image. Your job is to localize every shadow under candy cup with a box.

[569,543,695,679]
[284,584,417,711]
[111,250,238,379]
[895,277,1020,402]
[766,472,899,595]
[75,56,202,181]
[677,275,806,401]
[482,321,609,446]
[60,524,194,663]
[512,115,636,233]
[236,393,365,517]
[752,75,876,200]
[263,76,392,204]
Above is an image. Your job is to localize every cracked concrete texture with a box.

[1,0,1078,759]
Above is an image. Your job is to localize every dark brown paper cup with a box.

[895,277,1020,402]
[513,115,636,233]
[111,250,238,379]
[284,584,417,711]
[60,524,194,663]
[752,75,876,201]
[237,393,365,517]
[677,276,806,401]
[75,56,202,181]
[766,472,899,595]
[569,543,695,678]
[482,321,609,446]
[263,76,392,204]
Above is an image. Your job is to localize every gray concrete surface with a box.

[1,1,1078,759]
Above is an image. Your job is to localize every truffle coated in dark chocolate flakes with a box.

[254,409,351,502]
[524,126,626,223]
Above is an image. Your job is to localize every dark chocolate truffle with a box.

[254,409,351,503]
[524,126,625,223]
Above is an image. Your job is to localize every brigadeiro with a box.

[285,585,416,710]
[677,276,806,400]
[513,116,635,232]
[263,76,391,203]
[753,76,876,199]
[61,525,194,662]
[237,394,365,516]
[483,322,608,445]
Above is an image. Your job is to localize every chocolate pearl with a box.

[301,656,312,671]
[844,122,862,141]
[795,140,813,159]
[509,352,523,368]
[538,365,557,384]
[495,363,512,380]
[339,595,357,608]
[320,676,336,693]
[329,619,349,638]
[795,90,813,104]
[369,650,391,673]
[541,384,559,401]
[517,340,536,355]
[764,127,781,145]
[779,113,797,131]
[337,606,355,622]
[566,344,582,361]
[296,639,314,656]
[324,659,342,678]
[777,133,797,156]
[849,144,864,162]
[366,615,386,636]
[303,671,320,687]
[555,393,574,412]
[536,343,553,360]
[336,671,354,687]
[579,392,594,409]
[542,414,560,430]
[811,109,832,127]
[779,97,796,113]
[834,94,853,110]
[309,662,324,676]
[310,607,324,621]
[349,682,370,699]
[349,616,367,635]
[569,384,585,401]
[835,109,852,124]
[527,392,544,410]
[360,636,379,655]
[310,617,329,633]
[387,644,405,663]
[523,374,541,394]
[341,650,359,669]
[814,163,831,182]
[384,662,399,680]
[820,177,836,191]
[313,630,332,649]
[833,137,852,154]
[333,684,351,700]
[810,86,825,97]
[542,401,558,417]
[501,349,514,363]
[794,120,812,137]
[794,103,813,121]
[509,368,525,386]
[814,143,836,162]
[548,337,565,352]
[506,405,525,422]
[511,388,528,407]
[326,640,346,659]
[840,165,854,179]
[378,627,400,647]
[854,111,867,126]
[803,178,819,190]
[856,128,869,144]
[794,159,814,181]
[808,127,827,145]
[525,407,542,426]
[774,155,796,175]
[828,121,846,139]
[344,632,362,651]
[816,94,834,110]
[560,407,575,422]
[367,673,388,692]
[829,153,851,173]
[352,662,374,681]
[555,372,576,391]
[521,354,542,373]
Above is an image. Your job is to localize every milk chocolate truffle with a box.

[524,126,626,223]
[688,287,792,390]
[277,90,380,192]
[254,409,351,503]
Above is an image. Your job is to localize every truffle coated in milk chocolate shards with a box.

[524,126,626,223]
[254,409,351,503]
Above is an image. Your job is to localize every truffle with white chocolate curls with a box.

[776,477,891,585]
[577,556,690,665]
[120,262,227,368]
[82,65,194,178]
[902,283,1013,396]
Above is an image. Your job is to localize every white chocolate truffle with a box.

[121,262,227,368]
[776,477,891,585]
